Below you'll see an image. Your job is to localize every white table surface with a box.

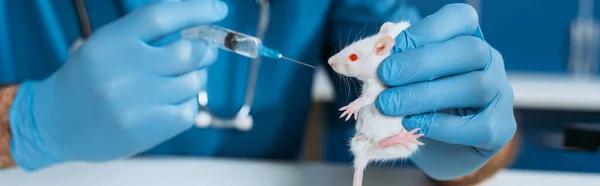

[2,157,600,186]
[507,72,600,111]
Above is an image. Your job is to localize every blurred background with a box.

[3,0,600,185]
[303,0,600,175]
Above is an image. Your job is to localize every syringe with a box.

[180,25,315,68]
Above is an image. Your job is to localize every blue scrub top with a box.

[0,0,421,161]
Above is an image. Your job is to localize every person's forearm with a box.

[431,128,521,186]
[0,85,19,169]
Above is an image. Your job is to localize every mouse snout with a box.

[328,58,341,68]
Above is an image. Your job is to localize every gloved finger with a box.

[120,0,182,13]
[400,95,516,151]
[147,39,218,76]
[151,32,182,47]
[117,0,228,42]
[393,3,482,53]
[142,0,187,46]
[153,70,208,104]
[124,98,197,144]
[378,36,492,86]
[376,70,501,117]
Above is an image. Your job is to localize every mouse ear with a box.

[379,22,394,34]
[374,35,394,56]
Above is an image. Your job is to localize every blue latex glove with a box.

[9,0,228,171]
[375,3,516,180]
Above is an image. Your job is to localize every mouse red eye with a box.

[349,53,358,62]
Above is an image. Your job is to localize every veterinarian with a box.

[0,0,516,183]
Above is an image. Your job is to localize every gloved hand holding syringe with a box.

[180,25,315,68]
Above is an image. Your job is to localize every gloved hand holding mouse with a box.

[9,0,228,171]
[375,3,517,180]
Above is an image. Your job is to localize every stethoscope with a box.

[72,0,271,131]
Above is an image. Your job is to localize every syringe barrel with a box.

[180,25,261,58]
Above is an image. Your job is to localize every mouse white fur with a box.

[327,21,425,186]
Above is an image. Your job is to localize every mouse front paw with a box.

[339,102,361,121]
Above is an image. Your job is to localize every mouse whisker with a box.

[345,76,351,103]
[334,72,346,103]
[328,44,336,54]
[334,73,341,90]
[356,21,368,42]
[345,24,354,48]
[346,77,352,103]
[336,28,342,53]
[351,77,360,96]
[343,76,350,103]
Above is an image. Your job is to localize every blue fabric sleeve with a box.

[0,1,14,84]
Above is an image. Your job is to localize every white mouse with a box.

[327,20,425,186]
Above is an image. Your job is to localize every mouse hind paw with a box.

[377,128,425,149]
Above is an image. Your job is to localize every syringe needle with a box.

[281,56,315,68]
